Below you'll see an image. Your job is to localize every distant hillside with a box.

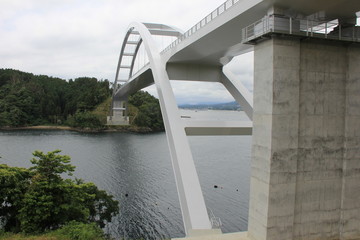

[179,101,241,110]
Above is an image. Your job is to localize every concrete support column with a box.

[107,99,129,125]
[341,44,360,239]
[248,37,300,240]
[248,37,360,240]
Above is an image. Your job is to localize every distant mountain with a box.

[179,101,241,110]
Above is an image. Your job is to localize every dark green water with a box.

[0,111,252,239]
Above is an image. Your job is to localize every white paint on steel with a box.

[222,67,253,120]
[126,22,212,234]
[182,120,252,136]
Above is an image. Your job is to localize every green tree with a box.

[128,90,164,131]
[0,165,31,232]
[0,69,112,127]
[30,150,75,180]
[0,150,119,234]
[0,84,41,126]
[50,221,105,240]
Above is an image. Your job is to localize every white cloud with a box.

[0,0,254,104]
[226,52,254,93]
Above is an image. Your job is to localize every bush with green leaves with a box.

[50,221,105,240]
[66,111,104,129]
[0,222,106,240]
[0,150,119,234]
[128,90,164,131]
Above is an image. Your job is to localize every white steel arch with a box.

[109,23,183,123]
[109,21,254,236]
[116,22,214,236]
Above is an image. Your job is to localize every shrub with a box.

[0,150,119,234]
[50,221,105,240]
[66,112,103,129]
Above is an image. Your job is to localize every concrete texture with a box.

[249,37,360,240]
[107,100,129,125]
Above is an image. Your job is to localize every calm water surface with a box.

[0,110,252,239]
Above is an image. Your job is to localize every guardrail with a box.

[208,208,222,229]
[161,0,241,54]
[242,14,360,43]
[130,0,241,78]
[130,0,241,77]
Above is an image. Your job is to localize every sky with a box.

[0,0,254,105]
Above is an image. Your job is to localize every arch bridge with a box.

[108,0,360,239]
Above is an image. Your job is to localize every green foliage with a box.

[0,69,165,132]
[0,150,119,234]
[50,221,105,240]
[0,84,41,126]
[66,112,104,129]
[30,150,75,180]
[91,97,112,125]
[0,165,31,232]
[0,222,107,239]
[128,91,164,131]
[0,69,111,128]
[62,78,110,116]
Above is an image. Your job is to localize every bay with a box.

[0,110,252,239]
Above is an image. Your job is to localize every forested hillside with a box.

[0,69,110,127]
[128,91,164,131]
[0,69,164,131]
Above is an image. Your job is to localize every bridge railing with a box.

[207,208,222,229]
[129,0,241,78]
[161,0,241,54]
[242,14,360,44]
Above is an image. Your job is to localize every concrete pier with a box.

[248,37,360,240]
[107,99,129,125]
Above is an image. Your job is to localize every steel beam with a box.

[183,120,252,136]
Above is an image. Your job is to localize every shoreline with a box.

[0,125,158,133]
[1,125,74,130]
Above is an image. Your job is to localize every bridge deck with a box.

[163,0,359,65]
[115,0,360,100]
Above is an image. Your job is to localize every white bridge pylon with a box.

[110,22,253,236]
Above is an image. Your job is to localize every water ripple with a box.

[0,119,251,239]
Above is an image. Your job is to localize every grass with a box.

[0,231,105,240]
[0,222,107,240]
[0,232,63,240]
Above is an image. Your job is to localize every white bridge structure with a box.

[108,0,360,239]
